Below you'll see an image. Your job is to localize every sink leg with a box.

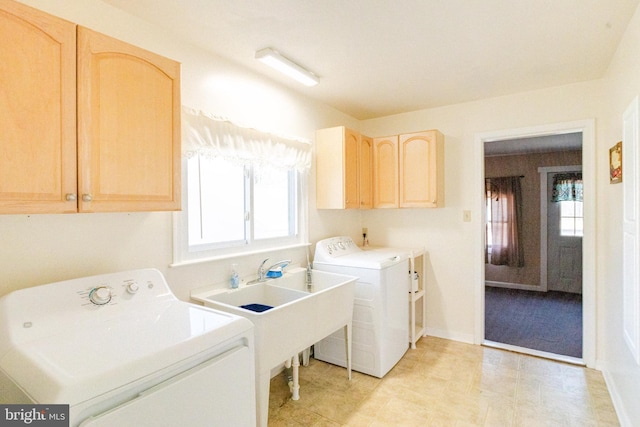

[291,355,300,400]
[257,370,270,427]
[343,322,352,380]
[301,347,310,366]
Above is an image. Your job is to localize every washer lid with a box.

[314,237,409,269]
[0,301,253,405]
[314,251,408,269]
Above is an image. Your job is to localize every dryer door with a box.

[79,345,255,427]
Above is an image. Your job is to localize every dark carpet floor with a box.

[484,286,582,358]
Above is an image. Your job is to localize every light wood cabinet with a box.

[0,0,180,214]
[399,130,444,208]
[77,27,181,212]
[316,126,372,209]
[359,135,373,208]
[318,127,444,209]
[373,130,444,209]
[373,136,399,208]
[0,0,77,213]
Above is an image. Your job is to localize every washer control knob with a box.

[89,286,112,305]
[126,282,139,294]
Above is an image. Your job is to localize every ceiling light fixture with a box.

[255,48,319,87]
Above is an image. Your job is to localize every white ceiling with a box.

[103,0,638,121]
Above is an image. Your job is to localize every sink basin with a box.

[200,280,310,309]
[191,267,357,427]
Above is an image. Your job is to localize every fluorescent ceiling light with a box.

[255,48,319,87]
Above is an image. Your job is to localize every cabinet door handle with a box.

[82,194,93,202]
[65,193,77,201]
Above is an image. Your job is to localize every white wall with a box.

[4,1,640,424]
[1,0,361,301]
[359,80,603,342]
[596,3,640,425]
[357,3,640,424]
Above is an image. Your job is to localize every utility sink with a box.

[201,281,309,311]
[191,267,357,427]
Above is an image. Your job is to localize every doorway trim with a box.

[474,119,596,368]
[539,165,583,292]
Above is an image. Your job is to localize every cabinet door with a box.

[359,136,373,209]
[77,27,181,212]
[373,136,399,208]
[315,127,343,209]
[399,131,444,208]
[344,128,360,209]
[0,1,77,213]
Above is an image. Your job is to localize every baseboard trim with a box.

[425,327,474,344]
[485,280,545,292]
[601,362,632,427]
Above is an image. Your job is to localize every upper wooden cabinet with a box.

[0,0,181,214]
[316,126,372,209]
[373,130,444,209]
[77,27,181,212]
[399,131,444,208]
[0,0,77,213]
[359,135,373,209]
[373,135,399,208]
[317,126,444,209]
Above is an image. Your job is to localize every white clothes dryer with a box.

[313,236,410,378]
[0,269,256,427]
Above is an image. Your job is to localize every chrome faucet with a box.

[249,258,292,285]
[257,258,270,282]
[265,259,291,274]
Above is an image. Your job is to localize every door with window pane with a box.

[547,172,583,293]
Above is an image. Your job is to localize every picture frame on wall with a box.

[610,141,622,184]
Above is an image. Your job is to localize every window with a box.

[485,189,496,256]
[187,156,246,249]
[485,186,511,260]
[551,172,583,237]
[559,200,584,237]
[186,155,301,254]
[485,176,524,267]
[175,108,310,264]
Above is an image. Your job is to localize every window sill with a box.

[170,242,311,268]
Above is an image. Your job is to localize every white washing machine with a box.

[0,269,256,427]
[313,236,410,378]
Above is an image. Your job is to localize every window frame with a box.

[172,156,309,265]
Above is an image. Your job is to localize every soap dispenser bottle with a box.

[230,263,240,289]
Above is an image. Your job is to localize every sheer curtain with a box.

[181,107,312,171]
[485,176,524,267]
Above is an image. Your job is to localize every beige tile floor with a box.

[268,336,619,426]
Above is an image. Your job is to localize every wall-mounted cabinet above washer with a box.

[399,130,445,208]
[372,135,399,208]
[0,0,181,214]
[373,130,445,208]
[315,126,373,209]
[316,126,444,209]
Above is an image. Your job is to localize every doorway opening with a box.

[475,120,596,367]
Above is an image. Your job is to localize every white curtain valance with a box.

[182,107,312,172]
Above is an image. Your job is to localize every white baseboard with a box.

[425,327,474,344]
[601,362,632,427]
[485,280,545,292]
